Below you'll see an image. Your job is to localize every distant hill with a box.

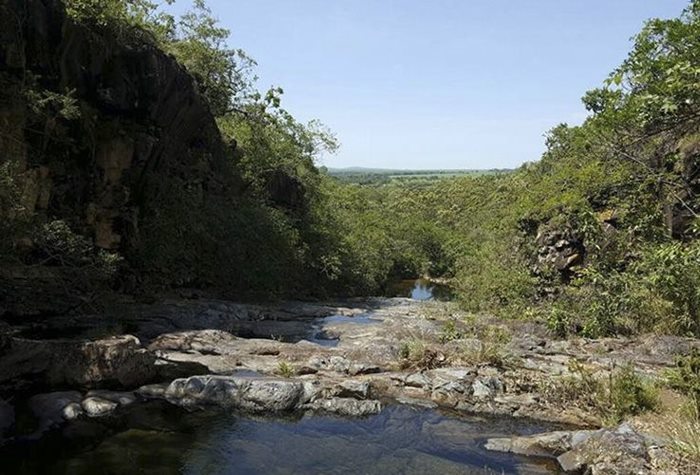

[324,166,513,184]
[327,166,512,174]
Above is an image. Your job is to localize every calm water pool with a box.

[387,278,454,301]
[4,402,562,474]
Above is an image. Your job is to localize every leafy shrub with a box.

[439,319,462,343]
[398,339,445,369]
[34,220,122,281]
[276,361,295,378]
[606,365,660,424]
[64,0,175,44]
[545,362,659,425]
[667,349,700,413]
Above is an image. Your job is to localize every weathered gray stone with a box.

[308,398,382,417]
[85,390,137,406]
[336,380,370,399]
[164,375,304,413]
[81,397,119,417]
[136,383,170,399]
[239,379,305,412]
[557,424,650,474]
[149,330,238,354]
[486,430,584,457]
[405,372,431,388]
[62,403,84,420]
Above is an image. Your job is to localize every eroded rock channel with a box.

[0,296,693,473]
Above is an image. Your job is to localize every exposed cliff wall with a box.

[0,0,242,314]
[0,0,239,250]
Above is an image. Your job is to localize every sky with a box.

[170,1,689,170]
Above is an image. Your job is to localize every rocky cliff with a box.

[1,0,239,250]
[0,0,243,314]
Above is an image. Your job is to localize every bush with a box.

[545,362,659,425]
[276,361,295,378]
[667,349,700,413]
[606,365,660,424]
[34,220,122,281]
[64,0,175,45]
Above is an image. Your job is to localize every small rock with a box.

[62,402,84,420]
[136,383,169,399]
[472,379,494,399]
[336,380,370,399]
[494,393,538,406]
[85,390,137,406]
[349,363,381,376]
[557,423,650,474]
[165,375,305,413]
[486,430,582,457]
[81,397,118,417]
[396,396,438,409]
[405,372,431,388]
[301,380,322,403]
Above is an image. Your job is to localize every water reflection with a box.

[5,403,562,474]
[387,278,453,301]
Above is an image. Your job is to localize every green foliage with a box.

[546,362,659,425]
[398,339,445,369]
[168,0,256,117]
[276,361,295,378]
[545,241,700,337]
[9,0,700,329]
[439,319,462,343]
[34,220,122,280]
[668,349,700,414]
[0,161,26,259]
[606,365,660,424]
[65,0,176,44]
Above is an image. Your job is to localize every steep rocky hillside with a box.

[0,0,243,314]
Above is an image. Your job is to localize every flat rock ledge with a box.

[486,423,668,474]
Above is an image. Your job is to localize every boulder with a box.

[164,375,305,413]
[485,430,589,457]
[81,397,119,417]
[0,335,157,390]
[335,380,371,399]
[557,423,650,474]
[486,423,652,474]
[136,383,170,399]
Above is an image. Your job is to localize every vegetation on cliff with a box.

[1,0,699,343]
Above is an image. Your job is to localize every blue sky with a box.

[170,1,689,170]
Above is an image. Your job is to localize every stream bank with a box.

[0,295,695,473]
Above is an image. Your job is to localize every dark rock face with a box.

[0,334,157,391]
[264,169,307,211]
[0,0,240,252]
[533,226,585,283]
